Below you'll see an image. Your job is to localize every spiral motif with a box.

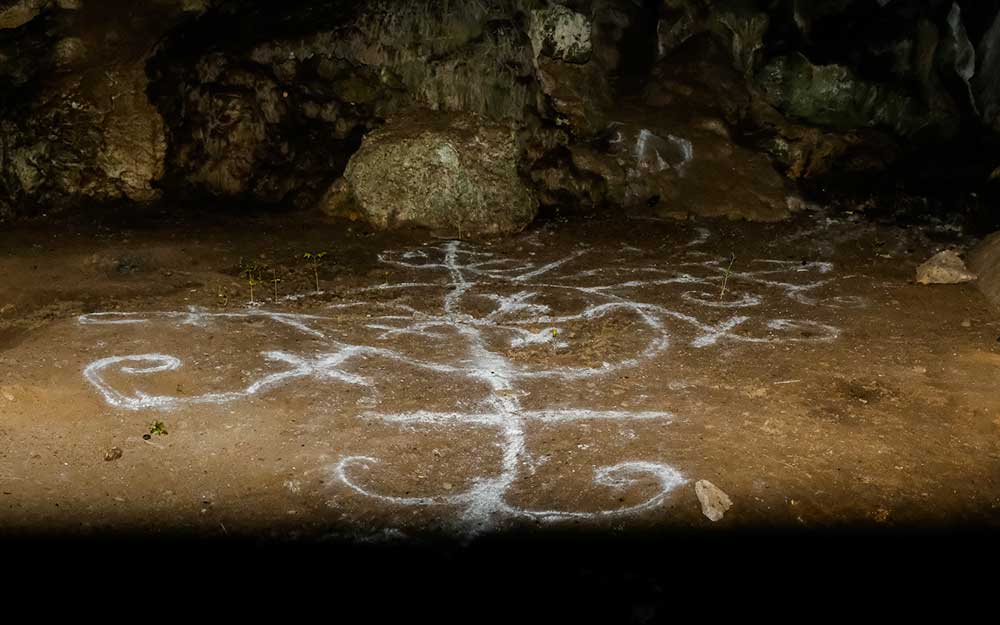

[83,354,184,410]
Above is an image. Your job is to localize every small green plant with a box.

[303,251,328,293]
[149,421,168,436]
[719,253,736,301]
[270,267,282,302]
[240,260,266,304]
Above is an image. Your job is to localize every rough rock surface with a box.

[757,53,957,140]
[695,479,732,522]
[0,0,47,30]
[969,232,1000,307]
[973,9,1000,133]
[657,0,769,77]
[529,4,592,65]
[637,34,791,221]
[338,110,538,236]
[153,0,539,207]
[0,0,201,219]
[916,249,978,285]
[2,0,999,227]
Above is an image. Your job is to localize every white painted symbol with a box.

[79,231,860,532]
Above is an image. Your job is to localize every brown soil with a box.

[1,206,999,542]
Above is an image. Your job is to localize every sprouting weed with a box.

[719,253,736,301]
[240,260,266,304]
[271,267,282,302]
[303,251,328,293]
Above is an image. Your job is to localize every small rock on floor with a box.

[915,249,977,285]
[104,447,123,462]
[695,480,733,522]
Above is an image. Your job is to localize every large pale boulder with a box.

[335,110,538,236]
[326,111,538,236]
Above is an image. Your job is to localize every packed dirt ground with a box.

[1,204,999,541]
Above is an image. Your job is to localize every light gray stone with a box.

[530,4,593,64]
[341,110,538,236]
[695,479,732,522]
[916,249,977,285]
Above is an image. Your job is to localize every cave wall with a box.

[1,0,998,231]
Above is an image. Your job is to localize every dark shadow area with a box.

[3,524,999,618]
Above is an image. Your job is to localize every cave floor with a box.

[1,206,999,540]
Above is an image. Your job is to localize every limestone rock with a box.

[0,0,48,30]
[747,96,899,180]
[756,53,958,140]
[153,0,539,206]
[529,143,627,212]
[95,65,167,203]
[656,0,769,77]
[0,0,209,218]
[530,1,646,137]
[646,34,752,127]
[709,2,769,77]
[656,0,703,60]
[52,36,86,70]
[529,4,593,65]
[973,9,1000,133]
[916,249,977,285]
[181,89,272,197]
[695,479,732,522]
[969,233,1000,307]
[247,2,537,123]
[942,3,976,115]
[342,110,538,236]
[608,122,693,205]
[582,115,790,222]
[637,36,791,221]
[176,0,208,12]
[534,59,612,135]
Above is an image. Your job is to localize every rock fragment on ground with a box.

[916,249,977,285]
[695,479,732,522]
